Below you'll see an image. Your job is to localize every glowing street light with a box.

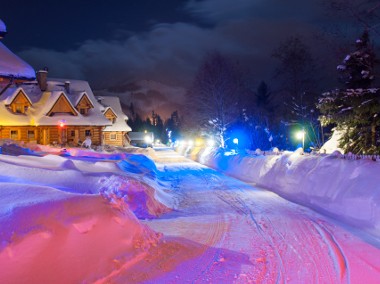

[207,139,215,147]
[233,138,239,145]
[296,129,306,150]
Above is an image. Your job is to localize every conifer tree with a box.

[337,30,375,89]
[319,30,380,154]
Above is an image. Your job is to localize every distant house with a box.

[0,77,113,146]
[97,96,132,147]
[0,19,131,147]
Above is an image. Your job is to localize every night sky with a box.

[1,0,375,117]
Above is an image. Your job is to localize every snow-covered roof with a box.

[0,42,35,79]
[1,86,32,105]
[0,19,6,33]
[97,96,132,132]
[0,79,112,126]
[73,91,94,108]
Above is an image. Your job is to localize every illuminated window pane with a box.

[10,130,18,139]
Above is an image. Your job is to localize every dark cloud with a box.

[185,0,256,23]
[15,0,372,103]
[19,20,246,89]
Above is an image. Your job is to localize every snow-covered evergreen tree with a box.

[319,30,380,154]
[337,30,375,89]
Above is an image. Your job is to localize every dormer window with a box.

[16,104,23,113]
[104,107,117,124]
[9,90,32,114]
[76,93,94,116]
[46,93,78,117]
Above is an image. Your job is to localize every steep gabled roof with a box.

[104,107,118,118]
[0,79,112,126]
[46,92,78,116]
[97,96,132,132]
[74,92,94,108]
[1,87,32,106]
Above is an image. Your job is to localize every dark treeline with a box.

[182,0,380,153]
[127,0,380,153]
[127,103,182,144]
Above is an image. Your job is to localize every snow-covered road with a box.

[137,148,380,283]
[1,146,379,283]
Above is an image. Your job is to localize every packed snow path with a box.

[0,146,380,283]
[139,148,380,283]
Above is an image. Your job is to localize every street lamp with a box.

[233,138,239,145]
[207,139,215,147]
[296,129,306,150]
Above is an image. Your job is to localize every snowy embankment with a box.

[0,142,171,283]
[178,146,380,239]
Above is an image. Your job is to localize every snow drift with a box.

[180,146,380,239]
[0,143,176,282]
[0,184,160,284]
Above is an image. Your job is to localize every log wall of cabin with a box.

[103,131,126,146]
[0,126,37,142]
[0,125,105,146]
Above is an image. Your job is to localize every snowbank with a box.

[0,184,160,284]
[180,146,380,239]
[0,143,178,282]
[320,129,344,154]
[0,144,171,217]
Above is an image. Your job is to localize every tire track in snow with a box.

[215,190,285,283]
[215,189,350,284]
[150,158,375,283]
[311,220,350,284]
[192,215,228,282]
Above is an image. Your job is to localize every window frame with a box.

[27,129,35,140]
[10,129,19,140]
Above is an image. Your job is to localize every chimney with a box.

[36,68,48,91]
[64,81,70,94]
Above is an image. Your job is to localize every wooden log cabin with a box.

[0,80,113,146]
[0,20,132,147]
[97,96,132,147]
